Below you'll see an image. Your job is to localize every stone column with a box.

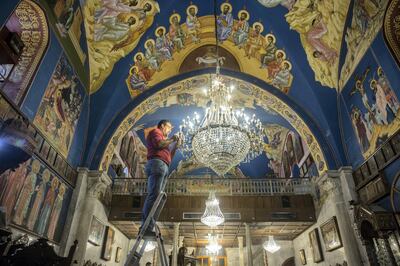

[245,223,253,266]
[72,171,112,265]
[238,236,244,266]
[172,222,180,266]
[59,168,89,256]
[322,170,362,266]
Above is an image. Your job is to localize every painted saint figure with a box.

[351,106,372,152]
[36,177,59,235]
[272,61,292,93]
[134,53,153,81]
[144,39,160,71]
[267,50,286,79]
[261,34,277,68]
[370,79,389,125]
[127,66,147,95]
[27,169,50,230]
[233,10,250,48]
[47,184,67,240]
[306,14,338,64]
[169,14,185,52]
[12,160,41,225]
[244,23,264,59]
[377,67,399,115]
[217,3,233,43]
[0,160,29,222]
[155,27,173,61]
[186,5,201,43]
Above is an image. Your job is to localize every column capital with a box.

[87,171,112,202]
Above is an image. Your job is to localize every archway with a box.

[87,68,338,174]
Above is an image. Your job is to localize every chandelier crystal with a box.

[179,72,265,176]
[263,236,280,253]
[201,191,224,227]
[206,233,222,255]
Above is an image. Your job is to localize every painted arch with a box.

[90,69,337,176]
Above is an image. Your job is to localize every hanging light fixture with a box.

[201,191,224,227]
[263,236,281,253]
[139,240,156,252]
[206,233,222,255]
[178,0,265,176]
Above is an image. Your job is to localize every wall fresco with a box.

[383,0,400,67]
[83,0,160,93]
[33,53,84,158]
[0,156,72,242]
[126,3,294,98]
[344,63,400,158]
[339,0,389,90]
[0,0,49,104]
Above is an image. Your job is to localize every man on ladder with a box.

[125,119,181,266]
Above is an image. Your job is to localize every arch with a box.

[383,0,400,68]
[89,68,338,173]
[0,0,49,105]
[281,257,295,266]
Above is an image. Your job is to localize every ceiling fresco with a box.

[99,74,328,176]
[258,0,350,89]
[81,0,358,94]
[125,3,294,98]
[339,0,389,90]
[83,0,160,93]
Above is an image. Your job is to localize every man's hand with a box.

[171,134,180,142]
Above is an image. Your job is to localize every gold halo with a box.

[134,52,145,62]
[122,13,139,25]
[31,159,41,173]
[141,0,154,10]
[265,33,276,43]
[59,183,66,194]
[252,22,264,33]
[186,4,198,16]
[169,13,181,24]
[51,177,59,186]
[238,10,250,20]
[42,169,51,181]
[377,66,383,75]
[282,60,292,70]
[155,26,166,37]
[370,79,377,88]
[275,49,286,59]
[145,39,155,48]
[129,66,139,74]
[220,2,232,13]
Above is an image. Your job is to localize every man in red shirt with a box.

[141,119,180,235]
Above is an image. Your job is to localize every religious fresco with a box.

[33,53,85,158]
[383,0,400,67]
[100,74,328,176]
[83,0,160,92]
[339,0,389,90]
[45,0,87,65]
[0,156,72,242]
[345,64,400,158]
[257,0,350,89]
[0,0,49,105]
[126,3,294,98]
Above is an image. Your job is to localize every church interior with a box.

[1,0,400,265]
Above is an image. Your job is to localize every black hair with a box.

[158,119,171,128]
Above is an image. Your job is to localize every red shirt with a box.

[146,128,171,165]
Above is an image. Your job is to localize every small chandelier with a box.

[201,191,224,227]
[263,236,280,253]
[206,233,222,255]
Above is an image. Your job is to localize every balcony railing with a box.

[112,178,313,196]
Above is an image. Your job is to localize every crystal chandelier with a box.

[178,0,265,176]
[263,236,281,253]
[206,233,222,255]
[179,71,265,175]
[201,191,225,227]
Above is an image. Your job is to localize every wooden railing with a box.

[112,178,313,196]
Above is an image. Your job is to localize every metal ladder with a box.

[124,190,169,266]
